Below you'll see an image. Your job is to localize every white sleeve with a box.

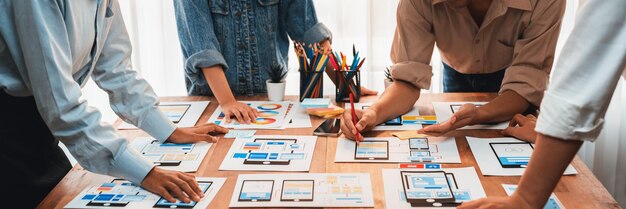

[535,0,626,141]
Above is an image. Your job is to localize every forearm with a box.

[513,134,582,208]
[369,81,420,124]
[202,65,236,104]
[474,90,531,124]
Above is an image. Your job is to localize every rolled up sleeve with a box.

[282,0,332,44]
[390,0,435,90]
[93,1,176,142]
[535,0,626,141]
[173,0,228,87]
[499,0,565,107]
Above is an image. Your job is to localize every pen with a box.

[349,93,362,143]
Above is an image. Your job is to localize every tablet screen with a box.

[280,180,314,201]
[239,180,274,201]
[154,182,212,208]
[401,171,454,204]
[489,142,534,168]
[354,141,389,160]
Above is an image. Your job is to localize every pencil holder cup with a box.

[299,70,324,102]
[334,70,361,102]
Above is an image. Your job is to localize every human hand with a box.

[221,101,258,124]
[418,103,480,136]
[360,86,379,96]
[141,168,204,203]
[502,114,538,143]
[340,108,378,141]
[457,196,534,209]
[167,123,229,143]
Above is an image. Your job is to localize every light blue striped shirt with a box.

[0,0,176,184]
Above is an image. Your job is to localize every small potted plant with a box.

[384,66,394,89]
[266,63,288,101]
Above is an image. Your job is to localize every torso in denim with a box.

[175,0,330,96]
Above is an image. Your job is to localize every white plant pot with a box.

[266,79,286,101]
[384,79,393,89]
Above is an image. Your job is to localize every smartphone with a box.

[314,118,342,136]
[489,142,534,168]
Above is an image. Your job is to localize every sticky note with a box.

[390,131,429,140]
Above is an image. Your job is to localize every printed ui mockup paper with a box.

[219,135,317,172]
[130,137,211,172]
[65,177,225,209]
[466,137,577,176]
[335,137,461,164]
[118,101,209,129]
[382,167,486,209]
[229,173,374,208]
[433,102,508,129]
[346,103,424,131]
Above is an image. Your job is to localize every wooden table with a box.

[38,93,620,209]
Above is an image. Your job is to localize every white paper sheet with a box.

[229,173,374,208]
[502,184,566,209]
[334,137,461,163]
[118,101,209,129]
[382,167,487,209]
[130,137,211,172]
[432,102,508,129]
[345,103,423,131]
[466,137,578,176]
[219,135,317,171]
[65,177,225,209]
[208,101,303,130]
[278,102,312,129]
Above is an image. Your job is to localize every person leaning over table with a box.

[173,0,378,126]
[459,0,626,208]
[340,0,565,140]
[0,0,228,208]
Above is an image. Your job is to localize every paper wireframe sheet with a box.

[382,167,486,209]
[229,173,374,208]
[118,101,209,129]
[335,137,461,163]
[432,102,508,129]
[466,137,578,176]
[65,177,225,209]
[130,137,211,172]
[219,135,317,172]
[345,103,424,130]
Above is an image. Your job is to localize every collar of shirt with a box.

[432,0,533,11]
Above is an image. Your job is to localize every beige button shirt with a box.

[390,0,565,106]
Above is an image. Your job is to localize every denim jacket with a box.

[174,0,331,96]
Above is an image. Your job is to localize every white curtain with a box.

[74,1,624,206]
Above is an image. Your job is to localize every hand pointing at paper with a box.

[418,103,482,136]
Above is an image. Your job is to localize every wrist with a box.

[510,193,537,209]
[470,107,489,125]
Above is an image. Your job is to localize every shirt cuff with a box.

[184,49,229,87]
[302,22,332,45]
[499,65,549,107]
[109,146,155,185]
[138,108,177,143]
[390,61,433,90]
[535,91,605,141]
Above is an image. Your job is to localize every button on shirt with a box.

[535,0,626,141]
[0,0,176,184]
[390,0,565,106]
